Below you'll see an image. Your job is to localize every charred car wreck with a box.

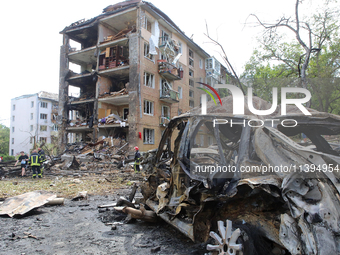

[140,96,340,255]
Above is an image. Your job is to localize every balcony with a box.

[159,37,179,51]
[160,87,179,103]
[159,116,170,127]
[68,46,97,66]
[68,95,95,105]
[98,88,129,106]
[158,60,182,81]
[158,37,182,67]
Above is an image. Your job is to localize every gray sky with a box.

[0,0,303,127]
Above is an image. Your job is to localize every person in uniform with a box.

[29,149,42,179]
[37,148,47,175]
[134,146,141,173]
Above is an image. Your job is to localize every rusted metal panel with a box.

[0,190,56,217]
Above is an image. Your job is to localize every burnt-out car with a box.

[141,97,340,255]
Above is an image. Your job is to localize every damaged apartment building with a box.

[58,0,226,152]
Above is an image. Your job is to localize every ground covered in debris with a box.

[0,178,206,255]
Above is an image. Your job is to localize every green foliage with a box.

[242,4,340,113]
[0,124,10,156]
[0,155,15,162]
[31,136,58,157]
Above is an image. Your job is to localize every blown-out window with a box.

[143,128,154,144]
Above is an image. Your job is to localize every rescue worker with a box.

[29,149,42,179]
[37,148,46,175]
[134,146,141,173]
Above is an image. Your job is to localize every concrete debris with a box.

[102,27,136,43]
[44,135,138,179]
[71,191,88,201]
[151,246,161,253]
[0,191,57,217]
[0,160,23,178]
[139,96,340,254]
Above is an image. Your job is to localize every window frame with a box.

[143,100,154,116]
[161,105,170,118]
[144,42,154,60]
[189,58,194,67]
[178,86,182,99]
[144,72,155,88]
[143,128,155,144]
[40,113,47,120]
[41,102,48,108]
[144,16,152,32]
[39,137,47,143]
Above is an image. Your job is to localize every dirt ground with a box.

[0,177,207,255]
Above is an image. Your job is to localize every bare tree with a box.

[250,0,320,94]
[205,23,246,95]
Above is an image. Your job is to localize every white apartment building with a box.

[9,91,59,156]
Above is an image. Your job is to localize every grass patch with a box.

[0,176,127,199]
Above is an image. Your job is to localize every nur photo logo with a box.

[199,83,311,116]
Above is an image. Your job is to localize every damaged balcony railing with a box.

[158,60,182,80]
[158,36,182,67]
[160,87,179,103]
[159,36,179,50]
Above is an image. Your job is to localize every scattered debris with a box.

[0,161,23,178]
[0,190,57,217]
[46,198,65,206]
[71,191,88,201]
[116,196,135,208]
[98,203,117,209]
[151,246,161,253]
[114,204,157,222]
[23,232,39,240]
[101,27,136,43]
[46,135,134,178]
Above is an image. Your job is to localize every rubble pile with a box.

[140,149,157,174]
[46,136,140,180]
[98,114,127,127]
[102,27,136,43]
[0,161,21,178]
[99,88,128,98]
[68,92,94,102]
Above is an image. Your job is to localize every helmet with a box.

[134,146,139,150]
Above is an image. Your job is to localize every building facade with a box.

[58,0,226,152]
[9,92,59,156]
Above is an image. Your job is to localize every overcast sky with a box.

[0,0,307,127]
